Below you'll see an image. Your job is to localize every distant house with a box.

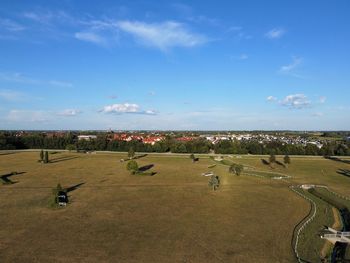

[176,137,196,142]
[78,135,97,141]
[143,136,164,145]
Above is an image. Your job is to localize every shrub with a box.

[126,160,139,174]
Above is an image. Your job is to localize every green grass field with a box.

[0,151,350,262]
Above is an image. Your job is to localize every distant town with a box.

[1,130,350,156]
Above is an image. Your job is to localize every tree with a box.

[44,151,49,163]
[190,153,195,162]
[40,149,44,162]
[208,175,220,191]
[66,144,76,151]
[126,160,139,174]
[128,147,135,159]
[269,153,276,164]
[229,163,244,176]
[283,155,291,167]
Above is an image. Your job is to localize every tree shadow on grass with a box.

[133,154,148,160]
[1,171,26,185]
[138,171,157,176]
[337,169,350,178]
[276,160,286,168]
[0,152,17,156]
[50,156,79,163]
[138,164,154,172]
[261,159,270,165]
[65,182,85,193]
[324,156,350,165]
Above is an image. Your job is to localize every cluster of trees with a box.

[1,132,349,156]
[214,140,350,156]
[39,149,49,163]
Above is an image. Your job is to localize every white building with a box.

[78,135,97,141]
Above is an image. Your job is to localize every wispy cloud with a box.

[312,112,324,117]
[0,89,27,101]
[74,31,107,46]
[108,95,118,99]
[280,57,302,73]
[100,103,156,115]
[227,26,252,40]
[115,20,207,51]
[57,109,81,116]
[23,10,76,26]
[239,53,248,60]
[279,56,304,78]
[0,71,73,87]
[49,80,73,88]
[265,28,285,39]
[266,96,277,102]
[6,110,49,123]
[0,18,26,31]
[319,96,327,103]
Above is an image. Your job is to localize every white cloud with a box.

[280,94,311,109]
[115,20,207,50]
[100,103,156,115]
[74,31,107,45]
[265,28,285,39]
[57,109,81,117]
[266,96,277,102]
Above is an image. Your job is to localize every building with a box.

[78,135,97,141]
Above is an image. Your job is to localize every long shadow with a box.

[50,156,79,163]
[139,164,154,172]
[1,171,26,184]
[276,160,286,168]
[261,159,270,165]
[133,154,148,160]
[65,182,85,193]
[337,169,350,178]
[324,156,350,165]
[0,152,17,156]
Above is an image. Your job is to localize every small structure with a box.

[321,226,350,244]
[202,172,214,177]
[57,191,68,206]
[78,135,97,141]
[301,184,315,190]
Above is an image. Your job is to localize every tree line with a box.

[0,132,349,156]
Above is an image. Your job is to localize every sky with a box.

[0,0,349,131]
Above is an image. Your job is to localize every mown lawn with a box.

[0,152,349,262]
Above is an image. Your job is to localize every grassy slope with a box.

[0,152,349,262]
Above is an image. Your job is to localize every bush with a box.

[126,160,139,174]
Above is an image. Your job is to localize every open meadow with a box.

[1,151,350,262]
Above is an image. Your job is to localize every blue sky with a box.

[0,0,349,130]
